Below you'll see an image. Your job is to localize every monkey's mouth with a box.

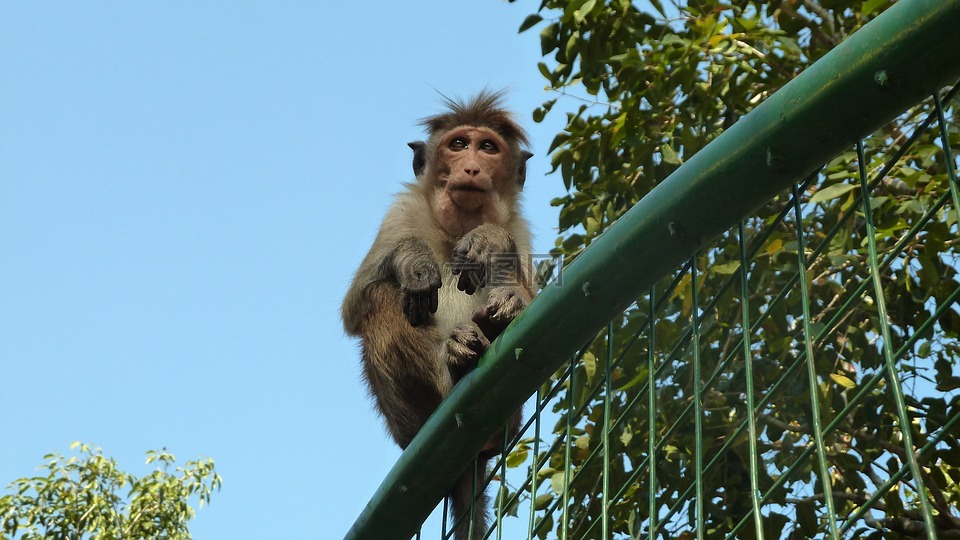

[446,182,490,211]
[449,185,487,193]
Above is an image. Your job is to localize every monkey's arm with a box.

[391,238,442,327]
[342,236,442,334]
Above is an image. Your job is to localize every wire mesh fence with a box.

[456,82,960,540]
[345,2,960,539]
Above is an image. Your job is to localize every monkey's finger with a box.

[451,255,465,275]
[472,305,492,333]
[451,325,489,354]
[429,288,439,313]
[465,276,477,295]
[490,296,524,324]
[402,294,412,322]
[404,292,423,327]
[464,271,483,295]
[473,306,506,341]
[418,293,431,323]
[408,301,420,327]
[444,339,479,366]
[471,332,491,353]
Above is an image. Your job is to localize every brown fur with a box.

[420,89,529,149]
[342,92,534,540]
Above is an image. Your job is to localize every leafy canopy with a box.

[1,443,221,540]
[500,0,960,538]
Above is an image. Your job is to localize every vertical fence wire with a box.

[935,94,960,218]
[738,222,765,540]
[647,288,658,540]
[526,389,542,540]
[561,354,575,540]
[691,259,705,540]
[856,139,938,539]
[792,182,841,539]
[602,323,613,540]
[495,424,507,540]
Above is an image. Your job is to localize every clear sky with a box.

[0,1,575,538]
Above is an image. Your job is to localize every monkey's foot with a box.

[472,286,529,341]
[440,324,490,382]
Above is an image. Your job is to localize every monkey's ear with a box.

[517,150,534,189]
[408,141,427,177]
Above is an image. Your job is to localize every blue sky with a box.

[0,1,576,538]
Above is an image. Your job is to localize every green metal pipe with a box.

[344,1,960,537]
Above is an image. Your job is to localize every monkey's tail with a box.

[448,458,490,540]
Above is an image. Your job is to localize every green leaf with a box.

[830,373,856,389]
[861,0,887,16]
[660,143,681,165]
[574,0,596,23]
[809,182,857,204]
[620,424,633,446]
[534,493,554,510]
[582,351,597,383]
[550,471,565,493]
[711,261,741,275]
[537,62,551,81]
[935,377,960,392]
[586,216,600,235]
[518,14,542,33]
[539,24,556,56]
[506,447,529,468]
[765,238,783,256]
[574,434,590,450]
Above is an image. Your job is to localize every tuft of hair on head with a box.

[419,89,529,148]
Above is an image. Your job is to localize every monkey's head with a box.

[416,90,533,237]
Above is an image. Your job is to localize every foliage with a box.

[506,0,960,538]
[0,443,221,540]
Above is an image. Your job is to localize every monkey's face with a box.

[433,126,515,213]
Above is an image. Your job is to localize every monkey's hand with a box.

[396,256,442,327]
[440,324,490,382]
[451,224,517,295]
[472,286,529,342]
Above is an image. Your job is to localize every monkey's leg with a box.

[471,286,529,459]
[471,285,531,343]
[391,239,442,328]
[360,282,447,449]
[448,458,491,540]
[440,324,490,385]
[439,322,520,460]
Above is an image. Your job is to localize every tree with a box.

[1,443,221,540]
[506,0,960,538]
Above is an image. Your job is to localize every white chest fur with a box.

[433,272,488,339]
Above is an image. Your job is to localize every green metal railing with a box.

[346,1,960,538]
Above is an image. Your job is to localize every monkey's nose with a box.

[464,164,481,176]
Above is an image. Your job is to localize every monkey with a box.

[342,90,535,540]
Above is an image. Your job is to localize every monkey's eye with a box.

[449,138,468,151]
[479,140,499,153]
